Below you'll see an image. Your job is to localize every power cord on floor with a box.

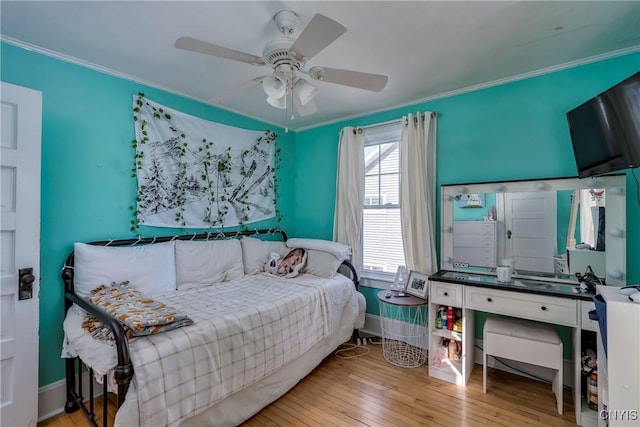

[334,336,382,359]
[359,336,383,345]
[335,343,370,359]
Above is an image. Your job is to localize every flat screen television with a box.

[566,71,640,178]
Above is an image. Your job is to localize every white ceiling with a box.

[2,1,639,131]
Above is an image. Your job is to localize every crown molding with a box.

[296,44,640,132]
[0,36,284,131]
[3,35,638,134]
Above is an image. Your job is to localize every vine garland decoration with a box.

[130,93,281,233]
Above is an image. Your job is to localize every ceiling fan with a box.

[175,10,388,117]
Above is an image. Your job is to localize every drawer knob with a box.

[444,292,449,296]
[541,306,548,311]
[487,297,493,302]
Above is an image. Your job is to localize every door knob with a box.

[507,230,512,239]
[19,267,35,300]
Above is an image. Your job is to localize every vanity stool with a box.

[483,317,563,414]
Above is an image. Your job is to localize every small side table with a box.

[377,290,428,368]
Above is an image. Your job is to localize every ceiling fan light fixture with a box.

[294,78,317,105]
[266,94,287,109]
[262,74,286,99]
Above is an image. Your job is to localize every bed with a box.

[61,229,363,427]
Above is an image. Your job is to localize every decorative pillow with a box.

[240,236,288,274]
[73,241,176,298]
[268,248,308,278]
[286,238,352,261]
[302,249,343,278]
[175,239,244,289]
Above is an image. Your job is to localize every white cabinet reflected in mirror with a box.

[440,175,626,285]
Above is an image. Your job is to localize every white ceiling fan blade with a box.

[175,37,265,66]
[211,76,265,104]
[294,95,318,117]
[289,14,346,60]
[308,66,388,92]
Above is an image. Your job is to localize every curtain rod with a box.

[361,118,403,130]
[339,112,437,135]
[355,112,437,133]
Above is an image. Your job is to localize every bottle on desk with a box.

[441,307,448,329]
[446,306,454,331]
[435,309,443,329]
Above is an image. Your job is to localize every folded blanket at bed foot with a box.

[82,281,192,341]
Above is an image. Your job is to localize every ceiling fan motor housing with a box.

[262,38,303,71]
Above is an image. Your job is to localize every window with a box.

[362,123,405,275]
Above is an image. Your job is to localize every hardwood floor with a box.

[40,342,577,427]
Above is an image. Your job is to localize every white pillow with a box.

[175,239,244,289]
[286,238,352,261]
[73,241,176,298]
[240,236,288,274]
[302,249,343,278]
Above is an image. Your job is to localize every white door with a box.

[0,82,42,427]
[499,191,556,273]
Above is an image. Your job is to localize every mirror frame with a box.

[440,175,626,285]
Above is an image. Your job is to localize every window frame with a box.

[360,122,405,280]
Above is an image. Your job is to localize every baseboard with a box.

[38,372,102,423]
[361,313,429,350]
[361,313,382,337]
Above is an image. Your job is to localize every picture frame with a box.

[404,270,429,299]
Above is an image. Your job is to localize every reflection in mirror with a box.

[452,189,605,275]
[441,176,626,285]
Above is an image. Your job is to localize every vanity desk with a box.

[428,270,596,424]
[437,175,628,426]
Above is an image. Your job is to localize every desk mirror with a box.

[440,175,626,285]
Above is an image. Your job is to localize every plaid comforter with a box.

[121,273,355,427]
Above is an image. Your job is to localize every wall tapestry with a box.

[132,94,278,229]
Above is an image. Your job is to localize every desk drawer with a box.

[580,300,598,332]
[430,281,463,306]
[465,287,578,327]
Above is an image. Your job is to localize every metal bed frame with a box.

[61,228,360,426]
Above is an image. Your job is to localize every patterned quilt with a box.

[115,273,355,427]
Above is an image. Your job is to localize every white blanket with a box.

[63,273,357,427]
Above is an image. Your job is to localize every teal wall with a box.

[1,42,295,387]
[294,53,640,283]
[2,40,639,389]
[293,53,640,354]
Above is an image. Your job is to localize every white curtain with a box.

[333,126,365,273]
[579,188,606,249]
[579,189,595,248]
[400,112,438,274]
